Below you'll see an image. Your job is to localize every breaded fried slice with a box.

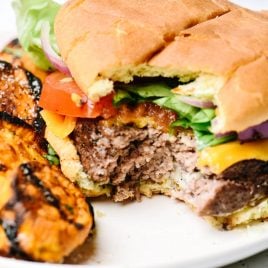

[0,119,93,263]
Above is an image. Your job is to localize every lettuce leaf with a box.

[12,0,60,70]
[113,90,135,106]
[194,131,237,150]
[191,109,215,123]
[154,96,199,121]
[113,81,236,149]
[113,82,174,106]
[171,119,211,132]
[117,82,174,98]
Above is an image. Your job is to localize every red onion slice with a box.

[238,120,268,141]
[41,22,71,75]
[179,96,216,109]
[214,120,268,142]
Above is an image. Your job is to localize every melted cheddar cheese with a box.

[40,110,76,139]
[198,140,268,174]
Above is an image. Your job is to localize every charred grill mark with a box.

[0,60,12,73]
[19,163,85,230]
[0,112,30,129]
[1,220,17,244]
[86,198,95,229]
[0,164,7,172]
[1,221,18,256]
[74,223,84,230]
[19,163,60,209]
[0,176,30,259]
[32,108,45,133]
[1,39,23,63]
[5,174,19,211]
[0,161,84,260]
[0,220,28,259]
[25,71,42,101]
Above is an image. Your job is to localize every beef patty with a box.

[72,118,268,216]
[72,119,194,199]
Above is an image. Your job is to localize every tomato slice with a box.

[39,72,117,118]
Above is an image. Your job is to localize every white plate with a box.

[0,1,268,268]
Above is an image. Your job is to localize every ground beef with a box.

[72,119,268,215]
[172,160,268,216]
[72,119,195,200]
[172,174,264,216]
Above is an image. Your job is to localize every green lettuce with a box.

[117,82,174,98]
[12,0,60,70]
[113,81,174,106]
[113,90,135,107]
[154,96,199,120]
[113,81,236,149]
[194,131,237,150]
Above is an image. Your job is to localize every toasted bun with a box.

[55,0,231,86]
[152,8,268,133]
[261,10,268,18]
[55,1,268,133]
[151,9,268,133]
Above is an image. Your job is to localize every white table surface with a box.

[0,1,268,268]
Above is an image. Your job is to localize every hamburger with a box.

[13,0,268,229]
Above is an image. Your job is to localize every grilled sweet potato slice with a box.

[0,119,93,262]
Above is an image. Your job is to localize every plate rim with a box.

[0,230,268,268]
